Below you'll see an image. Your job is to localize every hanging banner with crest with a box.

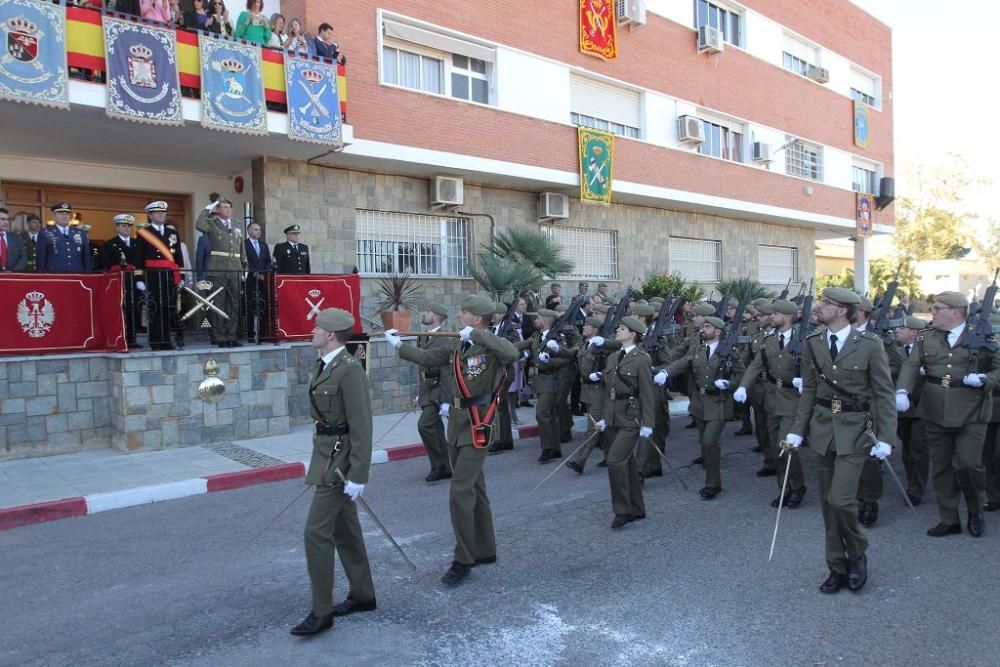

[855,192,874,238]
[284,54,342,147]
[0,0,67,109]
[578,126,614,205]
[853,100,870,149]
[199,33,266,135]
[102,15,182,126]
[579,0,617,61]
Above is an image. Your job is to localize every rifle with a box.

[543,295,586,343]
[599,286,634,341]
[790,282,807,306]
[787,289,815,377]
[869,267,901,341]
[965,269,1000,377]
[645,295,685,357]
[495,290,524,339]
[713,296,750,381]
[713,293,729,320]
[778,278,792,300]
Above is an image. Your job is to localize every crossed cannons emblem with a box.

[305,289,324,320]
[180,281,231,321]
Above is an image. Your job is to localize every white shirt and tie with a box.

[250,238,260,256]
[705,340,719,360]
[317,346,345,375]
[119,234,131,247]
[776,328,791,351]
[946,321,966,348]
[827,324,852,359]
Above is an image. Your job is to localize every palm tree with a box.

[714,277,774,303]
[471,227,574,303]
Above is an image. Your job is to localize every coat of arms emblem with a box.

[4,16,39,64]
[127,42,155,89]
[17,290,55,338]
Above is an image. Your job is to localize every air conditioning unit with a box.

[617,0,646,27]
[697,25,724,54]
[430,176,464,209]
[538,192,569,222]
[752,142,771,162]
[678,115,705,144]
[806,66,830,83]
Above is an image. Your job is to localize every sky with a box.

[851,0,999,225]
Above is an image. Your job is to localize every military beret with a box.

[756,302,774,315]
[648,297,665,305]
[555,304,568,312]
[858,296,874,312]
[460,294,495,316]
[620,316,646,335]
[935,291,968,308]
[751,298,768,307]
[693,303,716,316]
[284,224,301,234]
[598,282,608,288]
[50,202,72,213]
[112,214,135,226]
[316,307,354,332]
[726,297,738,307]
[550,282,561,288]
[771,299,799,316]
[898,315,927,330]
[536,308,558,319]
[493,302,507,315]
[822,287,861,306]
[426,302,448,318]
[595,304,611,314]
[584,316,604,328]
[704,316,726,330]
[144,200,168,213]
[633,304,655,317]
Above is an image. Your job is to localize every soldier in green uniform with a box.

[888,316,929,506]
[732,299,759,436]
[593,316,656,528]
[661,316,745,499]
[386,295,516,587]
[786,288,897,594]
[982,314,1000,513]
[385,302,454,482]
[896,291,1000,538]
[735,299,806,507]
[291,308,375,637]
[566,315,618,474]
[630,303,665,479]
[489,301,517,453]
[671,302,715,433]
[553,303,583,442]
[748,301,776,466]
[195,199,247,347]
[853,296,885,525]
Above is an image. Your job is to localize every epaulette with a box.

[805,330,824,340]
[858,330,881,342]
[763,332,776,338]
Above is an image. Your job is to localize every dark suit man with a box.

[36,202,90,273]
[134,201,183,350]
[0,207,28,272]
[19,214,43,272]
[273,224,310,274]
[244,222,272,338]
[100,213,142,347]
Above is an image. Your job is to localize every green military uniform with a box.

[555,318,582,440]
[195,208,246,345]
[491,302,518,451]
[746,308,774,467]
[734,313,760,434]
[303,309,375,619]
[568,318,620,472]
[887,328,929,502]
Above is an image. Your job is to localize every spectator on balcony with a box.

[211,0,234,36]
[268,13,286,48]
[0,207,28,273]
[311,23,345,64]
[140,0,171,24]
[107,0,140,15]
[168,0,183,28]
[183,0,211,31]
[285,18,309,56]
[234,0,271,46]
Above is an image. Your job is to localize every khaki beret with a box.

[537,308,558,319]
[935,291,968,308]
[693,303,716,316]
[726,297,738,307]
[648,297,665,305]
[426,302,448,318]
[620,316,646,336]
[460,294,495,317]
[771,300,799,316]
[858,296,874,312]
[584,316,604,328]
[823,287,861,306]
[756,302,774,315]
[704,316,726,330]
[751,298,768,307]
[316,307,354,332]
[595,304,611,314]
[550,282,561,289]
[898,315,927,330]
[555,304,568,312]
[633,304,655,317]
[493,302,507,315]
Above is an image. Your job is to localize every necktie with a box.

[462,341,471,353]
[905,344,911,357]
[778,333,785,351]
[293,243,298,252]
[0,233,6,268]
[618,349,625,362]
[31,234,36,243]
[829,335,839,361]
[252,240,259,254]
[315,358,325,379]
[705,346,711,362]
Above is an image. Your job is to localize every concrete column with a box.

[853,236,870,294]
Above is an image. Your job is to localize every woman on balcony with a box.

[234,0,271,46]
[268,13,286,48]
[182,0,211,31]
[285,18,309,56]
[140,0,171,24]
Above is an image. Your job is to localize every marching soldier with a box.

[555,302,583,442]
[786,287,897,594]
[853,296,884,525]
[734,300,807,508]
[747,301,775,465]
[291,308,375,637]
[195,199,247,348]
[386,295,516,587]
[488,302,517,454]
[36,202,90,273]
[671,302,715,432]
[100,214,142,348]
[384,303,455,482]
[733,299,759,436]
[593,316,656,528]
[896,291,1000,538]
[134,201,182,351]
[566,316,619,474]
[889,316,929,506]
[983,314,1000,513]
[273,224,311,274]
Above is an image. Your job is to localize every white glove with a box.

[918,366,926,376]
[895,392,910,413]
[136,281,146,292]
[639,426,653,438]
[588,372,602,382]
[792,377,803,392]
[538,352,550,364]
[439,403,450,418]
[870,441,892,460]
[733,387,747,403]
[588,336,605,347]
[459,326,474,342]
[784,433,803,448]
[203,201,218,211]
[714,379,730,391]
[653,370,668,386]
[963,373,986,388]
[545,339,560,352]
[594,419,606,432]
[384,328,402,349]
[343,481,365,501]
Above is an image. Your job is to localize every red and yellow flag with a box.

[579,0,618,61]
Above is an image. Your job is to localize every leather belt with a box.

[926,375,977,389]
[817,397,869,414]
[455,394,491,408]
[420,370,440,381]
[766,373,791,389]
[315,422,349,436]
[698,386,722,396]
[211,250,240,258]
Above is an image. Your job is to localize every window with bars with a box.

[355,210,470,276]
[785,139,823,181]
[851,88,875,106]
[669,237,721,283]
[852,164,878,194]
[541,226,618,280]
[698,119,744,163]
[758,245,798,288]
[695,0,742,46]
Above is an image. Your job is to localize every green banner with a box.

[578,126,614,205]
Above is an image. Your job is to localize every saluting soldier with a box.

[36,202,90,273]
[735,299,807,508]
[100,214,143,348]
[134,201,182,351]
[291,308,375,637]
[887,316,929,506]
[386,295,516,587]
[195,198,247,348]
[896,291,1000,538]
[593,316,656,528]
[567,315,619,474]
[786,287,897,594]
[273,224,311,274]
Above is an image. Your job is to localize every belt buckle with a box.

[776,378,784,388]
[699,387,707,395]
[831,399,842,414]
[942,375,951,388]
[609,387,616,400]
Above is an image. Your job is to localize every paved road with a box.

[3,419,999,666]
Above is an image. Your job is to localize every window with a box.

[758,245,798,288]
[851,88,875,106]
[695,0,742,46]
[450,54,489,104]
[541,226,618,280]
[356,210,469,276]
[382,45,443,95]
[782,34,817,76]
[849,68,879,107]
[698,119,744,162]
[570,76,642,139]
[852,164,878,194]
[669,238,721,283]
[785,138,822,181]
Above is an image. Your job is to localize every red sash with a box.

[452,345,507,449]
[136,227,181,285]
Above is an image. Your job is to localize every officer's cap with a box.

[284,224,301,235]
[316,307,354,332]
[144,201,168,213]
[460,294,495,317]
[693,303,716,316]
[112,214,135,226]
[771,300,799,316]
[822,287,861,306]
[619,316,646,336]
[704,316,726,330]
[584,316,604,329]
[50,202,72,213]
[898,315,927,330]
[426,302,448,318]
[935,291,968,308]
[858,296,874,312]
[632,304,655,317]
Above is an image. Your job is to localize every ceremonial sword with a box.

[864,423,917,514]
[635,419,688,491]
[336,469,417,571]
[532,428,603,492]
[768,441,795,562]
